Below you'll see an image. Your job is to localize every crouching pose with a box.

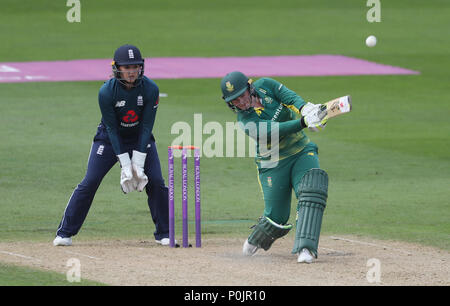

[53,45,171,246]
[220,71,329,263]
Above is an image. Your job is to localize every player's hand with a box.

[117,153,135,194]
[131,150,148,192]
[303,104,328,132]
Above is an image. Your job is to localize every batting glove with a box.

[301,102,319,116]
[117,153,135,194]
[303,104,328,132]
[131,150,148,192]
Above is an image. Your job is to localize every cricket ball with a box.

[366,35,377,47]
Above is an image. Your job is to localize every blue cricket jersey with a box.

[98,76,159,155]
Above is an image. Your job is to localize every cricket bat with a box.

[324,95,352,119]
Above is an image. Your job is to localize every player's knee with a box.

[146,175,165,188]
[78,175,103,192]
[145,180,167,194]
[296,168,328,198]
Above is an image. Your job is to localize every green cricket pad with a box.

[248,216,292,251]
[292,168,328,257]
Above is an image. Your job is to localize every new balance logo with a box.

[128,49,134,59]
[115,100,126,107]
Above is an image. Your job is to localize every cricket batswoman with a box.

[220,71,329,263]
[53,44,171,246]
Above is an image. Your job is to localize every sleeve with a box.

[238,111,303,143]
[259,78,306,114]
[98,87,124,155]
[137,85,159,152]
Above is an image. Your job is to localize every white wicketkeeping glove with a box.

[303,104,328,132]
[131,150,148,192]
[117,153,135,194]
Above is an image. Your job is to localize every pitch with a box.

[0,0,449,286]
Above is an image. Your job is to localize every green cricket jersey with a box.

[237,77,310,166]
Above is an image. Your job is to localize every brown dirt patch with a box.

[0,235,448,286]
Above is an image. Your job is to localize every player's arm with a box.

[238,112,305,142]
[258,78,327,131]
[257,78,306,114]
[98,89,124,155]
[131,85,159,192]
[98,89,134,193]
[137,86,159,153]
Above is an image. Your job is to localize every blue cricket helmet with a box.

[112,44,145,86]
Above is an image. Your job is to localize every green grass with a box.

[0,263,105,286]
[1,76,448,248]
[0,0,449,284]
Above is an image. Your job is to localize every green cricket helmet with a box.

[220,71,255,112]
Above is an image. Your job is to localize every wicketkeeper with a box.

[53,44,171,246]
[220,71,329,263]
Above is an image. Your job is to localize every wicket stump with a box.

[168,145,201,248]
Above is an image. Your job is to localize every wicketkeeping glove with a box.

[131,150,148,192]
[117,153,135,194]
[303,104,328,132]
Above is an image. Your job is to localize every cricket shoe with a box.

[155,238,179,247]
[53,236,72,246]
[242,239,259,256]
[297,248,314,263]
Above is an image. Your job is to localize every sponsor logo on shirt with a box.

[137,95,143,106]
[272,104,283,121]
[115,100,126,107]
[121,110,139,127]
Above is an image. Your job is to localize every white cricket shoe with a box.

[297,248,314,263]
[243,239,259,256]
[155,238,178,246]
[53,236,72,246]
